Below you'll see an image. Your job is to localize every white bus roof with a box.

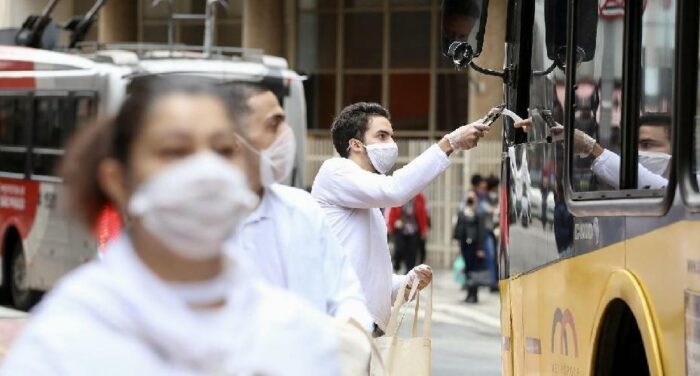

[0,45,301,82]
[0,45,95,70]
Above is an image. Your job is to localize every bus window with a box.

[0,96,29,176]
[34,97,74,149]
[571,1,624,193]
[636,0,675,190]
[32,95,92,178]
[75,96,94,127]
[694,3,700,185]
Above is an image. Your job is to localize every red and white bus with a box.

[0,44,307,309]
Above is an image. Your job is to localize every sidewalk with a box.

[0,307,27,360]
[396,268,502,375]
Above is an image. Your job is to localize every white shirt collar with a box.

[244,188,275,224]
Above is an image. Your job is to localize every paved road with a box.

[397,269,502,375]
[0,307,27,361]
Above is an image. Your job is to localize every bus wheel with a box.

[10,244,40,311]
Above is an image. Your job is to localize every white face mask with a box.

[638,151,671,177]
[259,126,296,186]
[364,141,399,175]
[128,152,259,260]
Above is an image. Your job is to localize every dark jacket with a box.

[453,206,487,273]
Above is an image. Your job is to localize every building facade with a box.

[1,0,505,266]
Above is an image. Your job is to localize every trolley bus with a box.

[0,1,307,310]
[442,0,700,374]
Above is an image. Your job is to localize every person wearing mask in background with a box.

[516,113,671,189]
[312,102,489,335]
[468,174,497,290]
[1,77,340,375]
[223,83,373,331]
[386,193,429,273]
[453,192,487,303]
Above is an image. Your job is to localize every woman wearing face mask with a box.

[0,77,340,375]
[515,114,670,190]
[453,192,487,303]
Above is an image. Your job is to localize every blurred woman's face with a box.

[127,93,246,191]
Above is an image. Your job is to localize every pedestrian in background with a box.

[224,83,373,332]
[1,77,340,375]
[469,174,498,291]
[453,191,487,303]
[387,193,429,273]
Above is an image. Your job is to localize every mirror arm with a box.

[468,61,515,85]
[468,61,504,77]
[532,61,558,76]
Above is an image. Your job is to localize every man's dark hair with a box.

[639,113,671,126]
[640,112,672,140]
[331,102,390,158]
[444,0,481,19]
[470,174,483,188]
[223,82,270,126]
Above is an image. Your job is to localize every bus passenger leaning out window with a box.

[516,113,672,190]
[1,77,340,375]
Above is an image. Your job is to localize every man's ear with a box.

[347,138,364,155]
[98,159,130,211]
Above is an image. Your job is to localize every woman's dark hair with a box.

[331,102,390,158]
[470,174,483,188]
[61,75,236,228]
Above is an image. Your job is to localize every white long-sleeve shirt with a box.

[591,149,668,189]
[311,144,451,330]
[227,183,373,330]
[1,236,340,375]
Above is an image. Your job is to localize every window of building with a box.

[344,13,383,69]
[138,0,243,47]
[297,0,469,134]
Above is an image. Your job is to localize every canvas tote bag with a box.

[370,279,432,375]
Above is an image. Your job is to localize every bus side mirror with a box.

[440,0,489,68]
[544,0,598,67]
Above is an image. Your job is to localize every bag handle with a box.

[409,281,432,339]
[385,278,416,336]
[346,319,388,375]
[385,278,432,339]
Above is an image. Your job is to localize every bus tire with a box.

[10,243,40,311]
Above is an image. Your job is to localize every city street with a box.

[0,307,27,361]
[415,269,502,376]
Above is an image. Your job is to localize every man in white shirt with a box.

[516,114,671,190]
[311,102,489,333]
[224,83,373,330]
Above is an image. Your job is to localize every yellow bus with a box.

[441,0,699,374]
